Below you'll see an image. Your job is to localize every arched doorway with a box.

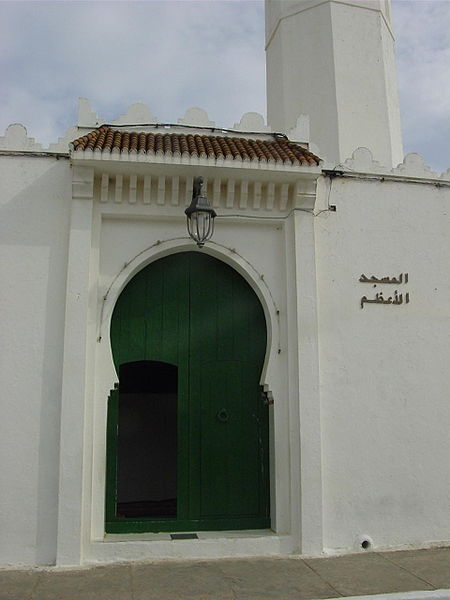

[105,251,270,533]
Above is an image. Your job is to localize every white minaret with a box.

[266,0,403,167]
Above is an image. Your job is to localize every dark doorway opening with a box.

[116,360,178,519]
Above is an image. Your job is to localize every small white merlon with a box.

[178,107,216,128]
[233,112,271,133]
[0,123,43,151]
[113,102,157,125]
[78,97,102,128]
[392,153,439,179]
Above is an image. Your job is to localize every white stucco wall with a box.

[315,166,450,553]
[3,138,450,567]
[0,155,71,565]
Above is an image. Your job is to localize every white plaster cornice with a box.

[88,168,319,216]
[71,148,321,177]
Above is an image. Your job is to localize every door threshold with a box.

[88,532,293,564]
[104,529,276,543]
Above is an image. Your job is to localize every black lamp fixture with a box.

[185,176,217,248]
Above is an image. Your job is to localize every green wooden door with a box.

[106,252,269,533]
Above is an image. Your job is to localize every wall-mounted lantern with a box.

[185,176,217,248]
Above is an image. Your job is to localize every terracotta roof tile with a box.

[71,126,320,166]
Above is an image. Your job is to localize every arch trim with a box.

[99,238,280,390]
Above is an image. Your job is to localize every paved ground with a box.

[2,546,450,600]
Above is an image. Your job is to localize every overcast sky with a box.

[1,0,449,172]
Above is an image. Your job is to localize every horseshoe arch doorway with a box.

[105,251,270,533]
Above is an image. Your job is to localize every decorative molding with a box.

[100,174,109,203]
[280,183,289,210]
[392,153,439,179]
[171,176,179,206]
[267,182,275,210]
[178,107,215,128]
[239,180,248,209]
[129,174,137,204]
[143,175,151,204]
[341,148,448,180]
[213,178,221,208]
[226,179,235,208]
[233,112,270,133]
[0,123,43,151]
[343,147,388,173]
[253,181,262,210]
[114,174,123,203]
[72,166,95,199]
[91,171,317,214]
[112,103,157,125]
[157,176,165,205]
[185,175,193,207]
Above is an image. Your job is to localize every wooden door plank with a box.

[105,388,119,529]
[108,251,270,532]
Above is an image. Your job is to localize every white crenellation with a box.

[113,103,157,125]
[0,123,43,151]
[343,147,388,173]
[178,107,215,128]
[342,147,449,180]
[232,112,270,133]
[392,153,439,179]
[77,98,102,127]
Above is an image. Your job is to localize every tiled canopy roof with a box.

[71,126,320,166]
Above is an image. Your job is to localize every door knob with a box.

[216,408,229,422]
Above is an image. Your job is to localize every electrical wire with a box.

[79,121,296,145]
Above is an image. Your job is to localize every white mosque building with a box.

[2,0,450,567]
